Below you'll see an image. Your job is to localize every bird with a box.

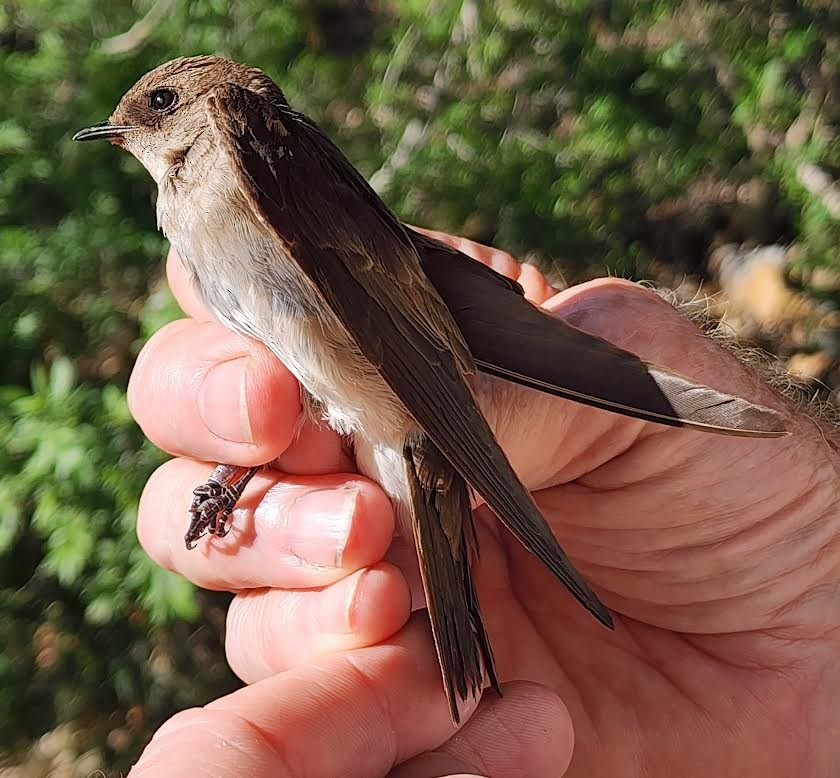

[74,55,788,723]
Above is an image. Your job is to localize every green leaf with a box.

[48,357,76,401]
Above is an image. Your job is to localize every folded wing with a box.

[206,83,613,631]
[411,230,787,438]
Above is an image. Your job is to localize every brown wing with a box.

[206,84,473,379]
[206,83,612,628]
[411,229,788,437]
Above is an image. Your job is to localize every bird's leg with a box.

[185,464,260,549]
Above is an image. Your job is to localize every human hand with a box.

[128,234,840,776]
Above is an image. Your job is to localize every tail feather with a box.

[404,437,499,723]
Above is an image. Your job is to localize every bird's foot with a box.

[185,464,260,549]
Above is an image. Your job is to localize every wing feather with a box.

[411,230,788,437]
[206,82,611,627]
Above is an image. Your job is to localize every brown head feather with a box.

[110,55,287,130]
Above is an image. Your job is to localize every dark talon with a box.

[184,464,261,549]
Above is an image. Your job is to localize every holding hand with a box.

[128,234,839,777]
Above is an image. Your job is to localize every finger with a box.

[225,562,411,682]
[410,226,557,304]
[138,460,395,590]
[389,682,574,778]
[128,317,302,465]
[274,418,355,475]
[383,535,425,610]
[131,617,481,778]
[166,246,213,320]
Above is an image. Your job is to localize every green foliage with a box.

[1,0,837,769]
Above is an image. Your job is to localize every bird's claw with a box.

[184,464,260,549]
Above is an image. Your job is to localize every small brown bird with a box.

[74,56,787,722]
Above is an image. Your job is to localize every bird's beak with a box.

[72,121,138,142]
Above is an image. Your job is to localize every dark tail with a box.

[404,436,500,723]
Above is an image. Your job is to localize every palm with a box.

[462,278,836,776]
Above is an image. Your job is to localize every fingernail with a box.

[286,485,358,567]
[199,358,253,444]
[317,569,367,633]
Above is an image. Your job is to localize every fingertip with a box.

[166,247,212,321]
[137,459,177,572]
[144,617,489,778]
[340,480,396,570]
[517,261,560,304]
[500,681,575,775]
[241,346,302,456]
[274,420,355,475]
[545,277,680,346]
[127,318,189,420]
[347,562,412,637]
[392,681,575,778]
[129,317,301,464]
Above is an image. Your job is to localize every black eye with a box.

[149,88,177,111]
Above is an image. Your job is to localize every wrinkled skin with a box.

[128,231,840,777]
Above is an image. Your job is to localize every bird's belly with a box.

[164,190,412,443]
[272,313,412,442]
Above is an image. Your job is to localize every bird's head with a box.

[73,55,287,182]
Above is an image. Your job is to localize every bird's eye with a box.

[149,88,178,111]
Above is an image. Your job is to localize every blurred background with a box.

[1,0,839,773]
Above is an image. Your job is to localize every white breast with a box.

[156,150,412,444]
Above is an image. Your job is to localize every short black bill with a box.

[72,122,138,142]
